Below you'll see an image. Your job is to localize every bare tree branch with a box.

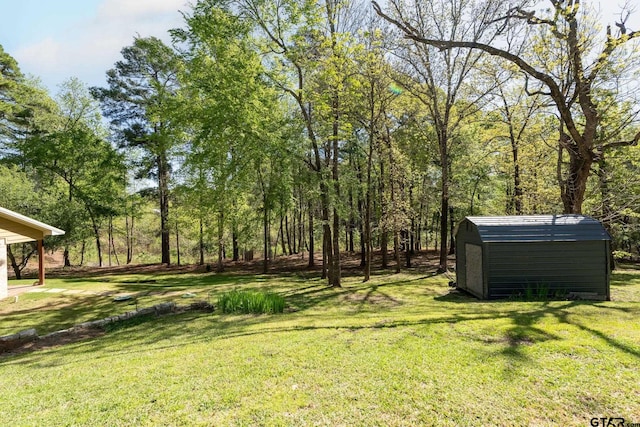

[602,131,640,151]
[372,0,583,146]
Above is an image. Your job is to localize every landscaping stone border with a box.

[0,301,214,354]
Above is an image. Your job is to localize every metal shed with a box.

[455,215,611,300]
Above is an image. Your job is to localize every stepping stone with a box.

[63,289,85,295]
[45,288,65,293]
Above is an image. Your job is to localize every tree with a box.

[238,0,369,286]
[21,78,127,267]
[52,78,108,266]
[91,36,183,265]
[0,44,23,147]
[1,46,59,161]
[374,0,640,215]
[175,0,288,271]
[374,0,505,272]
[349,13,399,280]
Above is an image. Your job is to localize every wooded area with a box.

[1,0,639,284]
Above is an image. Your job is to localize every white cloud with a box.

[97,0,188,19]
[13,0,189,93]
[15,37,63,71]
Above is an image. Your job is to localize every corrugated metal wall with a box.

[486,241,608,298]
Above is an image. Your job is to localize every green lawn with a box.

[1,268,639,426]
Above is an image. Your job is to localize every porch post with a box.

[38,239,45,286]
[0,239,7,299]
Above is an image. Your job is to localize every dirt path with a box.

[7,284,41,298]
[7,285,104,299]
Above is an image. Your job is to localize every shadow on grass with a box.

[4,295,640,369]
[0,294,142,336]
[437,289,640,365]
[60,272,257,289]
[610,272,640,287]
[3,269,639,369]
[2,310,518,368]
[2,272,337,338]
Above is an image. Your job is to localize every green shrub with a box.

[613,250,635,261]
[518,283,556,301]
[217,290,285,314]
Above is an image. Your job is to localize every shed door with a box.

[465,243,483,297]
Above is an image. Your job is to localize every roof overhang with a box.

[0,207,65,244]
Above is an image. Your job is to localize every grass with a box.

[1,268,639,426]
[218,290,286,314]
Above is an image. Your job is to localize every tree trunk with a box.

[327,3,341,288]
[388,142,401,274]
[433,211,439,252]
[322,226,328,280]
[348,188,355,253]
[438,198,449,272]
[126,214,134,264]
[448,206,455,256]
[6,246,22,280]
[279,216,287,256]
[285,214,292,255]
[108,217,113,267]
[394,231,401,273]
[158,153,171,265]
[175,221,181,267]
[411,216,416,253]
[232,226,239,262]
[407,226,414,268]
[319,180,333,283]
[438,131,449,273]
[364,178,373,281]
[63,247,71,267]
[559,133,593,214]
[345,226,348,254]
[331,119,341,287]
[217,210,224,272]
[263,203,269,274]
[359,196,366,269]
[298,198,304,256]
[380,158,388,268]
[512,140,523,215]
[6,243,36,280]
[80,240,86,266]
[363,90,376,280]
[332,205,341,287]
[110,217,120,266]
[405,221,416,268]
[308,201,314,267]
[292,210,297,254]
[199,217,205,266]
[91,216,103,267]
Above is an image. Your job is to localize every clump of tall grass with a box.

[217,290,285,314]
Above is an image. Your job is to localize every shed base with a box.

[567,292,607,301]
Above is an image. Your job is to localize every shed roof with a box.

[462,215,611,243]
[0,207,65,244]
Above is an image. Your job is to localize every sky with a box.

[0,0,189,93]
[0,1,639,95]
